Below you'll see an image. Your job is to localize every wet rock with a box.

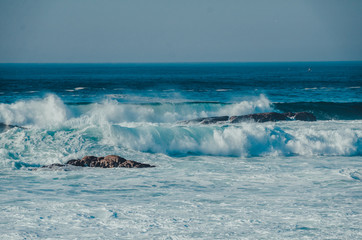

[293,112,317,121]
[184,116,229,124]
[67,155,155,168]
[184,112,317,124]
[230,112,288,123]
[0,122,26,132]
[41,163,66,168]
[41,155,155,169]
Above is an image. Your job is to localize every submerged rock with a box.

[230,112,316,123]
[229,112,288,123]
[41,155,155,169]
[0,122,26,132]
[184,112,316,124]
[292,112,317,121]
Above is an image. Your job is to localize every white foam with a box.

[0,94,68,127]
[69,94,272,124]
[74,87,86,90]
[1,94,360,158]
[216,89,231,92]
[105,121,362,157]
[216,94,272,116]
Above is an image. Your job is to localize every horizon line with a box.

[1,60,362,64]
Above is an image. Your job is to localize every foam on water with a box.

[1,120,361,170]
[106,122,362,157]
[0,94,272,126]
[0,95,68,127]
[0,95,361,170]
[1,154,361,239]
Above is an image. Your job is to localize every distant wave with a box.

[0,94,272,126]
[1,95,362,129]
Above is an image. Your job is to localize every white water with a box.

[0,94,272,126]
[0,155,361,239]
[0,95,361,170]
[1,95,361,239]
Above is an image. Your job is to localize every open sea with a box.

[0,62,361,239]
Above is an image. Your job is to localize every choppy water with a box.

[0,63,361,239]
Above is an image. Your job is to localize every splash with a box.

[0,94,272,126]
[0,94,68,127]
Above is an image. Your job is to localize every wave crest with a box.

[0,95,67,127]
[0,94,272,126]
[106,123,362,157]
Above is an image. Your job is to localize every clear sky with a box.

[0,0,361,63]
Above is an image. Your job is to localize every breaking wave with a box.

[0,94,272,127]
[0,94,361,167]
[106,123,362,157]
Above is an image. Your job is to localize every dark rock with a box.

[40,155,155,169]
[64,155,155,168]
[184,116,229,124]
[41,163,66,168]
[293,112,317,121]
[185,112,317,124]
[0,122,26,132]
[230,112,288,123]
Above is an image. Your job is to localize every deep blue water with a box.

[1,62,361,103]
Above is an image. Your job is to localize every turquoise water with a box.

[0,63,361,239]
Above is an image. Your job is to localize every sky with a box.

[0,0,361,63]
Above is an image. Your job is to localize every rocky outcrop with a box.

[0,122,26,132]
[183,112,316,124]
[41,155,155,169]
[230,112,316,123]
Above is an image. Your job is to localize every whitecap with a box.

[0,94,68,127]
[74,87,86,91]
[216,89,232,92]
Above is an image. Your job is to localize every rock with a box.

[0,122,26,132]
[230,112,288,123]
[293,112,317,121]
[184,116,229,124]
[184,112,316,124]
[41,163,66,168]
[66,155,154,168]
[40,155,155,169]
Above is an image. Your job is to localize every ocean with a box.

[0,62,361,239]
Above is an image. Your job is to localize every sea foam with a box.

[0,95,68,127]
[0,94,272,127]
[106,122,362,157]
[0,95,361,162]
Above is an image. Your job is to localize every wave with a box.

[0,94,361,164]
[1,121,361,167]
[106,122,362,157]
[1,95,362,130]
[0,94,272,127]
[0,95,68,127]
[2,94,362,130]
